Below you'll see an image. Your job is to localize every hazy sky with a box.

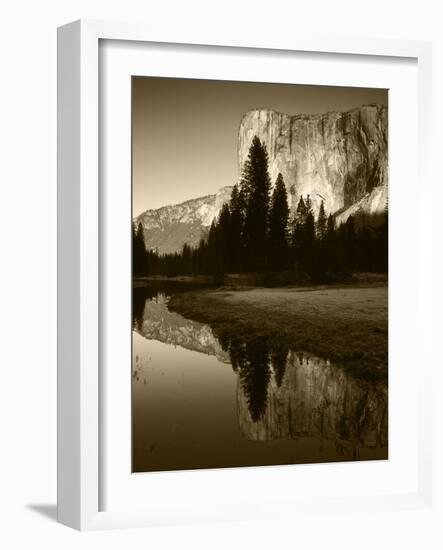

[132,77,388,216]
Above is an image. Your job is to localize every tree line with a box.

[133,135,388,283]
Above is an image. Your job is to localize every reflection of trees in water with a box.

[239,340,271,423]
[133,282,212,332]
[133,287,173,331]
[271,345,289,387]
[133,288,147,332]
[226,336,289,422]
[133,283,290,423]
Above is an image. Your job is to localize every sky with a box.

[132,77,388,216]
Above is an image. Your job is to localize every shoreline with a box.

[168,284,388,381]
[134,271,387,288]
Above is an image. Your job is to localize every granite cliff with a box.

[238,104,388,219]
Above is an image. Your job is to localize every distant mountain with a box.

[134,186,233,254]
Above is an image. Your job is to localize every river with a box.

[132,282,388,472]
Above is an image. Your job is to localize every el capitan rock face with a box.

[238,104,388,218]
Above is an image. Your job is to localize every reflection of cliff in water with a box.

[133,284,387,457]
[133,285,229,363]
[237,350,388,452]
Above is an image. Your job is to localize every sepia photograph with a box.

[131,76,388,473]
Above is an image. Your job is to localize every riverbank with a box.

[168,284,388,381]
[134,271,387,288]
[133,274,212,287]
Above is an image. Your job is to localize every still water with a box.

[132,283,388,472]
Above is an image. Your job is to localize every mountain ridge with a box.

[134,186,233,254]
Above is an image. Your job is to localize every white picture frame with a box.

[57,19,434,531]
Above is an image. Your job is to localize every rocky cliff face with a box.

[135,186,233,254]
[238,104,388,219]
[237,351,388,451]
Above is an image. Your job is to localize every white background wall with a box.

[0,1,441,548]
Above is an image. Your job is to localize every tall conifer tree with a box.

[133,222,148,275]
[316,200,327,240]
[217,203,231,273]
[229,184,245,272]
[241,136,271,271]
[303,204,316,275]
[269,173,289,270]
[292,196,306,266]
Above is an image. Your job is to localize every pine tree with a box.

[304,206,316,275]
[316,200,327,240]
[217,203,231,273]
[132,223,137,274]
[237,177,250,218]
[268,173,289,271]
[326,213,335,238]
[375,212,388,273]
[207,220,221,277]
[295,195,307,224]
[291,194,316,276]
[343,215,357,273]
[241,136,271,272]
[133,222,147,276]
[323,213,337,282]
[181,243,192,275]
[228,184,245,272]
[291,196,306,265]
[305,194,313,217]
